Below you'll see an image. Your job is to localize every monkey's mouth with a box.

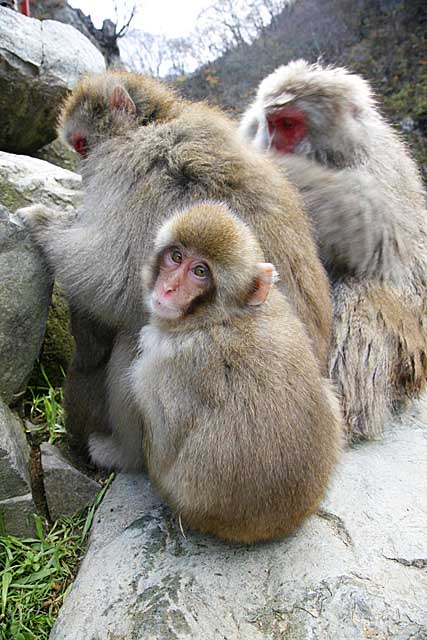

[150,295,184,320]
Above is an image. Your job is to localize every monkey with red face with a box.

[240,60,427,443]
[90,202,343,543]
[59,72,180,159]
[20,69,333,455]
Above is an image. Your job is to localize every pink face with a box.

[150,246,212,319]
[71,132,88,158]
[266,106,306,154]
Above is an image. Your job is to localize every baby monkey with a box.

[92,202,343,544]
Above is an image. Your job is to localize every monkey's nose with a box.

[164,278,179,294]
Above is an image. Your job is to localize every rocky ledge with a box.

[50,401,427,639]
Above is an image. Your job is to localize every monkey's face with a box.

[71,131,89,158]
[266,106,307,154]
[150,245,213,320]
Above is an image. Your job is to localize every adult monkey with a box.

[240,60,427,442]
[19,70,332,451]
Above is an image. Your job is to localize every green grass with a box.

[24,364,66,445]
[0,476,114,640]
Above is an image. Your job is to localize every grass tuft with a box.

[24,364,66,445]
[0,475,114,640]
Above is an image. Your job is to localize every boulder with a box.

[50,401,427,639]
[0,493,37,537]
[0,398,36,536]
[0,399,31,501]
[0,6,105,154]
[0,152,80,401]
[0,150,81,212]
[33,138,79,173]
[41,443,101,520]
[0,205,51,404]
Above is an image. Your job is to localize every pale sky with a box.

[69,0,212,37]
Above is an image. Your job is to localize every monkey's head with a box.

[145,202,278,326]
[240,60,377,166]
[58,71,181,158]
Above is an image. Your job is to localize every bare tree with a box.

[121,0,288,77]
[122,30,168,77]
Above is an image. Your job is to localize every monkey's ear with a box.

[110,85,137,118]
[247,262,277,306]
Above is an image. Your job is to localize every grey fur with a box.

[239,59,427,442]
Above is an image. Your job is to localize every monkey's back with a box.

[135,291,342,544]
[76,104,331,367]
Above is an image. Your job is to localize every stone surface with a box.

[50,401,427,640]
[0,493,37,537]
[33,138,80,173]
[0,399,36,536]
[0,398,31,502]
[0,6,105,153]
[0,149,81,213]
[0,152,81,402]
[41,443,101,521]
[0,205,51,403]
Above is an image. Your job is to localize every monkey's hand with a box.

[16,204,75,230]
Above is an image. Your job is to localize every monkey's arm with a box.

[280,156,407,283]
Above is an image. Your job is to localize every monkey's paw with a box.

[88,433,122,471]
[16,204,74,229]
[15,204,55,229]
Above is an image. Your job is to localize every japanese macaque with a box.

[240,60,427,443]
[58,71,181,157]
[93,202,342,543]
[18,70,333,451]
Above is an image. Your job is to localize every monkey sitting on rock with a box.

[240,60,427,443]
[90,202,343,543]
[18,69,333,455]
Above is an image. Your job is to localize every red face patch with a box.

[71,133,88,158]
[266,107,306,154]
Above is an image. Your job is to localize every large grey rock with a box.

[50,401,427,640]
[0,205,51,403]
[41,443,101,521]
[0,493,37,537]
[0,398,36,536]
[0,6,105,153]
[0,399,30,501]
[0,151,81,214]
[0,152,81,403]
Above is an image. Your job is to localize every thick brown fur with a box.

[19,71,332,449]
[125,202,343,543]
[240,60,427,442]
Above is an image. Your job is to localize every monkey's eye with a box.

[171,249,183,264]
[282,119,294,128]
[192,264,209,278]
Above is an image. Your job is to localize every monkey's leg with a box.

[64,310,115,454]
[88,433,126,470]
[101,331,145,471]
[330,280,427,443]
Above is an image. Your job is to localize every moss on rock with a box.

[29,283,74,390]
[33,139,80,173]
[0,178,32,211]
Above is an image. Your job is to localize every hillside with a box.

[180,0,427,176]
